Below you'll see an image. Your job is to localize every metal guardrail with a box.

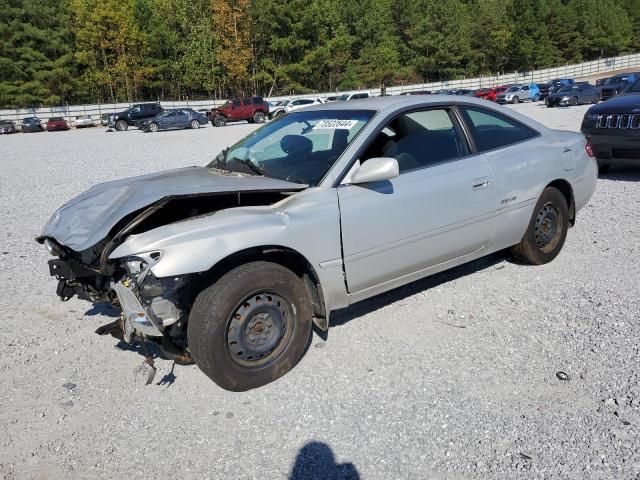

[1,53,639,124]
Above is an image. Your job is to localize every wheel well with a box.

[547,179,575,225]
[196,246,327,328]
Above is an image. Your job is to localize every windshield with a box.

[605,76,626,85]
[208,109,374,186]
[505,86,519,93]
[626,79,640,92]
[49,117,63,122]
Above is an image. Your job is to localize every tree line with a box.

[1,0,639,108]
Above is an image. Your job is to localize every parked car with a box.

[336,92,370,101]
[599,73,639,101]
[140,108,208,132]
[37,96,597,391]
[496,84,541,103]
[108,103,164,131]
[473,88,494,99]
[581,78,640,173]
[481,85,511,102]
[274,97,325,117]
[46,117,70,132]
[546,84,600,107]
[0,119,17,134]
[400,90,432,96]
[450,89,475,96]
[210,97,269,127]
[74,115,94,128]
[21,117,43,133]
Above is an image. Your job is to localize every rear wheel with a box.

[115,119,128,131]
[190,119,200,129]
[253,111,266,123]
[532,94,540,102]
[512,96,520,104]
[593,94,600,104]
[510,187,569,265]
[188,261,313,391]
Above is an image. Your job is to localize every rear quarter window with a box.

[461,106,538,152]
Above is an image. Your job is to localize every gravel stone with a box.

[0,106,639,479]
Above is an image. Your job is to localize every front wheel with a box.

[115,119,128,131]
[510,187,569,265]
[188,261,313,391]
[190,119,200,129]
[253,111,266,123]
[512,96,519,104]
[213,115,227,127]
[571,96,578,106]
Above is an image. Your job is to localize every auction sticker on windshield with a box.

[313,120,359,130]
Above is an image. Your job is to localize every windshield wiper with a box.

[233,158,269,177]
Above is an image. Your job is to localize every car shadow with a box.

[599,166,640,181]
[289,442,360,480]
[84,302,120,318]
[330,250,509,328]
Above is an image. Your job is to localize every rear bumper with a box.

[582,128,640,166]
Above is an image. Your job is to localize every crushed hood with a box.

[38,166,306,252]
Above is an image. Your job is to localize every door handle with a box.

[472,177,490,190]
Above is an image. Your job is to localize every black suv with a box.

[581,79,640,173]
[108,103,163,131]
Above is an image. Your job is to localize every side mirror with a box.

[348,157,399,185]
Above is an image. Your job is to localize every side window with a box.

[300,99,314,105]
[251,97,263,105]
[461,106,537,152]
[361,109,468,173]
[243,99,251,106]
[232,100,241,108]
[522,86,529,91]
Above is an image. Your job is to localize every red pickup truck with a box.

[210,97,270,127]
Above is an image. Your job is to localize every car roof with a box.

[302,95,550,133]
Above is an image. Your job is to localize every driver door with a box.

[337,107,497,296]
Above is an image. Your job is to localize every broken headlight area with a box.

[113,270,193,364]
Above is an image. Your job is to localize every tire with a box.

[190,119,200,129]
[253,111,266,123]
[115,119,128,131]
[213,115,227,127]
[188,261,313,391]
[148,122,159,133]
[512,96,519,104]
[510,187,569,265]
[571,96,578,106]
[275,111,285,118]
[598,164,611,174]
[532,94,540,102]
[593,95,600,104]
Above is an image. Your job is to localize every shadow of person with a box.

[289,442,360,480]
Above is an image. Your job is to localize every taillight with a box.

[585,140,594,158]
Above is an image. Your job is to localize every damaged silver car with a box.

[37,97,597,391]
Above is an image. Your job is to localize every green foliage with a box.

[0,0,639,106]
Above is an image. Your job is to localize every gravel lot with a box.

[1,102,639,480]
